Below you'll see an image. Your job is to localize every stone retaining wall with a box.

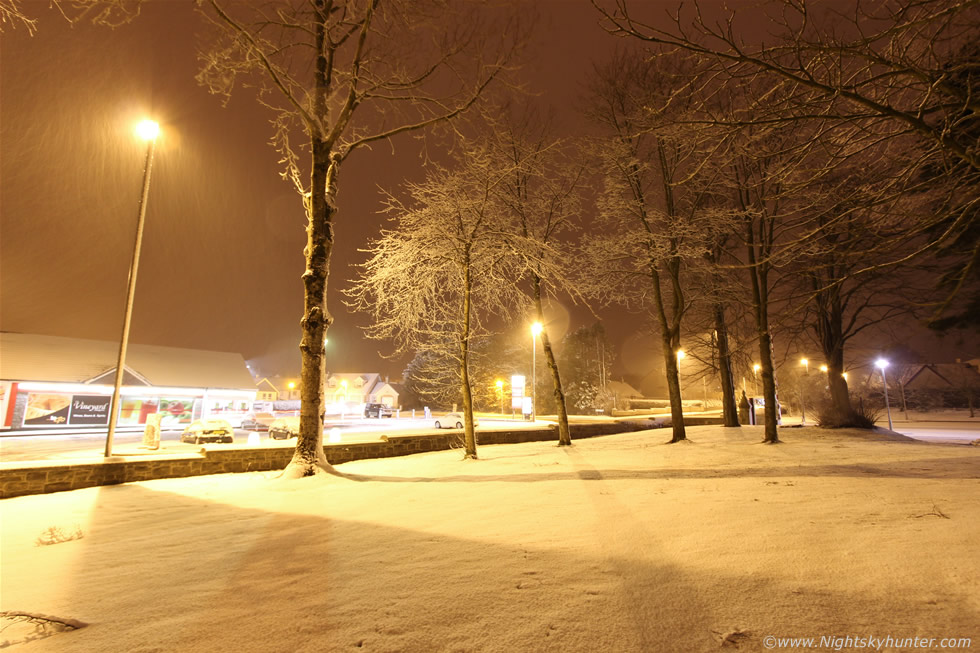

[1,421,649,499]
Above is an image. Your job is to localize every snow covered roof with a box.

[0,332,255,390]
[604,379,642,398]
[905,363,980,390]
[325,373,400,399]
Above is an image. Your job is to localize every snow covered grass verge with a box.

[1,425,978,652]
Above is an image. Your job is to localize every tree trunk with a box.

[744,208,779,444]
[825,358,853,424]
[284,141,337,478]
[814,281,859,423]
[533,278,571,446]
[284,8,335,478]
[646,259,686,443]
[714,302,739,427]
[460,255,477,458]
[662,331,687,442]
[758,327,780,443]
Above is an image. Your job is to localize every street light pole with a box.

[105,120,159,458]
[800,357,809,426]
[531,322,542,421]
[676,349,685,406]
[752,364,760,396]
[876,358,893,430]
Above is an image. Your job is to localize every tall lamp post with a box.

[800,357,809,426]
[676,349,686,403]
[495,379,504,416]
[105,119,160,458]
[876,358,893,430]
[752,363,761,396]
[531,322,542,421]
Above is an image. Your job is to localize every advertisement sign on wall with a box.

[159,398,196,427]
[24,393,72,426]
[68,395,112,425]
[24,392,114,426]
[0,382,13,428]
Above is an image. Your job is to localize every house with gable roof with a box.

[324,372,400,411]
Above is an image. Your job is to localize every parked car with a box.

[364,403,393,418]
[269,416,300,440]
[181,419,234,444]
[240,412,275,431]
[434,413,478,429]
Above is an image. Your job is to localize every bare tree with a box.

[196,0,517,476]
[595,0,980,323]
[486,109,584,446]
[348,145,540,459]
[585,52,727,443]
[787,150,934,425]
[1,0,142,34]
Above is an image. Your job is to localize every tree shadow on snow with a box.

[14,482,979,652]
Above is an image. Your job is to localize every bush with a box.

[815,398,878,429]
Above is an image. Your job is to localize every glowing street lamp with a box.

[819,365,828,373]
[531,322,543,421]
[287,381,296,400]
[752,363,761,396]
[105,119,160,458]
[800,357,809,426]
[876,358,893,430]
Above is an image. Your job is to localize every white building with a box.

[0,333,256,430]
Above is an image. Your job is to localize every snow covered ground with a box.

[2,425,978,652]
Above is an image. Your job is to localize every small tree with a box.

[348,147,535,458]
[558,323,616,415]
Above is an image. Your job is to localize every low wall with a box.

[0,421,647,499]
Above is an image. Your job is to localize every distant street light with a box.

[819,365,828,373]
[752,363,761,396]
[876,358,894,430]
[287,381,296,400]
[495,379,504,415]
[105,119,160,458]
[800,357,809,426]
[531,322,543,421]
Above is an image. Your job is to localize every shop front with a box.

[3,381,256,431]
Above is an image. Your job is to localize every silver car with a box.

[434,412,478,429]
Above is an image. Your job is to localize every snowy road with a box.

[889,419,980,445]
